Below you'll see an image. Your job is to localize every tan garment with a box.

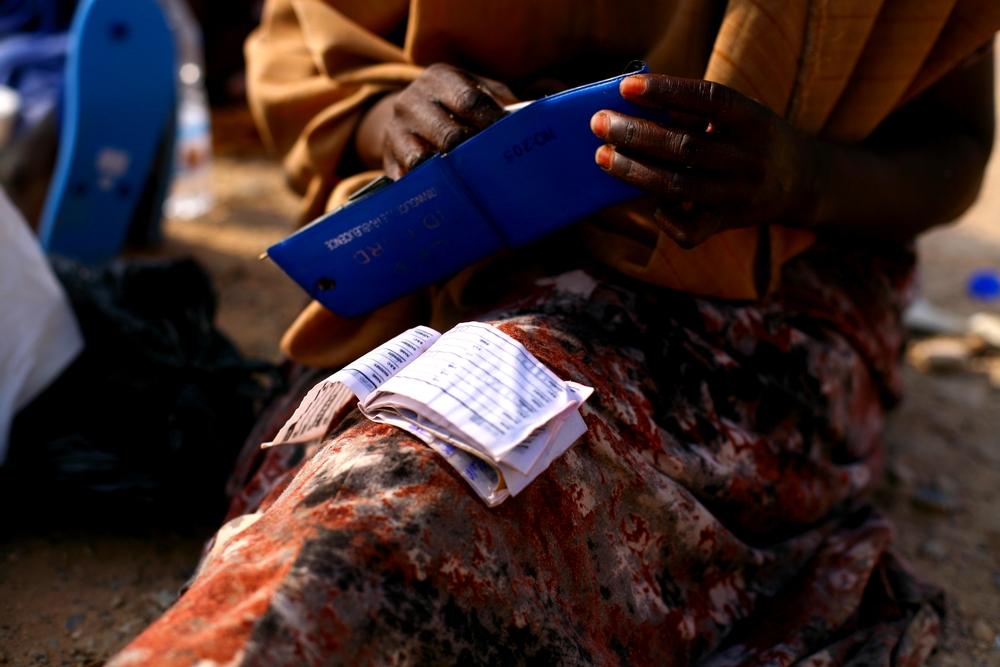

[246,0,999,367]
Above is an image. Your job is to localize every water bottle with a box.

[158,0,213,219]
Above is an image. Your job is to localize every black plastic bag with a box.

[4,256,283,525]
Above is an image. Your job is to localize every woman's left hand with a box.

[591,74,818,248]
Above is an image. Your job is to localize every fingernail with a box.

[595,145,613,169]
[620,75,647,96]
[590,112,609,138]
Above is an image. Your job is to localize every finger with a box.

[428,67,507,129]
[383,151,403,181]
[383,129,435,179]
[591,111,755,173]
[476,75,519,106]
[619,75,766,131]
[665,110,714,134]
[595,145,756,204]
[396,98,473,153]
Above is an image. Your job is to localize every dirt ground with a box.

[2,89,1000,665]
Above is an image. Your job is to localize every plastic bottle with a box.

[158,0,214,219]
[0,85,20,149]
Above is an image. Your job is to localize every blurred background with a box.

[0,2,997,665]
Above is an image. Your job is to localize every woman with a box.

[111,1,997,665]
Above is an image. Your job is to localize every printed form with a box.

[263,322,593,506]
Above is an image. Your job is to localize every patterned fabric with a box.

[109,244,941,666]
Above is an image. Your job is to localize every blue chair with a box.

[38,0,176,263]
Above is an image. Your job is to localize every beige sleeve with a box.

[245,0,423,220]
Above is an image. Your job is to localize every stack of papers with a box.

[265,322,593,506]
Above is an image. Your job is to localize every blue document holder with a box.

[267,66,658,317]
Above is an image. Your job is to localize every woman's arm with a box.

[808,48,994,240]
[591,47,995,247]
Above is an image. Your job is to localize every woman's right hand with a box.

[357,63,517,179]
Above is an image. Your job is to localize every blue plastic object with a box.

[38,0,175,264]
[967,269,1000,301]
[0,33,68,131]
[268,65,662,318]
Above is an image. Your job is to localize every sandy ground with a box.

[2,90,1000,664]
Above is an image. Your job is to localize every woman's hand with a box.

[591,74,818,248]
[359,63,517,179]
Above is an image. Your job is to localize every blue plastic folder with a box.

[267,66,657,318]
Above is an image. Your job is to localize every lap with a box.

[111,259,939,666]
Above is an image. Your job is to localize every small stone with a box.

[886,460,917,486]
[933,473,958,495]
[64,613,85,633]
[970,312,1000,349]
[918,539,947,561]
[987,359,1000,391]
[972,618,994,642]
[110,594,125,609]
[70,648,98,667]
[910,484,961,514]
[903,298,968,336]
[907,337,972,373]
[149,589,176,610]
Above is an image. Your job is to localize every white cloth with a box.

[0,188,83,463]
